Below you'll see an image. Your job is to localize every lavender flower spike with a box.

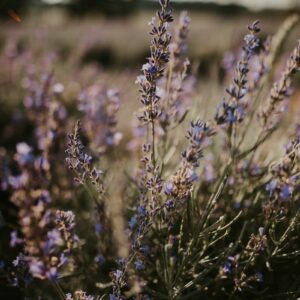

[66,120,104,194]
[215,21,261,125]
[165,120,216,200]
[137,0,173,125]
[259,41,300,129]
[55,210,78,252]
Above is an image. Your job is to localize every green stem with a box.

[52,281,65,300]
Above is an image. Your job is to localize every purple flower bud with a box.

[148,65,158,75]
[142,63,157,75]
[280,185,292,200]
[137,206,147,216]
[128,215,138,229]
[46,267,58,281]
[12,255,21,267]
[244,34,260,54]
[223,262,231,274]
[266,179,277,193]
[10,231,23,248]
[140,245,150,256]
[95,254,106,266]
[164,182,174,195]
[166,199,174,209]
[113,269,123,280]
[29,260,45,278]
[251,165,262,176]
[134,259,144,270]
[186,168,199,183]
[95,223,103,234]
[43,229,61,254]
[59,253,69,267]
[15,142,33,166]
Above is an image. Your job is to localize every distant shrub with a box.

[69,0,140,17]
[0,0,29,17]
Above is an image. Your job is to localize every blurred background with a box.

[0,0,299,125]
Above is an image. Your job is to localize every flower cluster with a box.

[264,125,300,220]
[219,255,238,278]
[170,11,190,65]
[23,71,67,166]
[158,11,194,131]
[215,21,261,125]
[137,0,173,124]
[66,120,104,193]
[248,37,271,92]
[129,10,194,153]
[164,120,216,200]
[66,290,94,300]
[8,154,67,281]
[259,42,300,129]
[2,70,72,282]
[9,253,32,288]
[66,121,108,266]
[245,227,268,255]
[139,143,163,208]
[55,210,79,253]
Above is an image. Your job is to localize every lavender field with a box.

[0,1,300,299]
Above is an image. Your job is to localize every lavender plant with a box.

[1,1,300,300]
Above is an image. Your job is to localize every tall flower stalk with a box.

[215,21,261,154]
[259,42,300,130]
[137,0,173,166]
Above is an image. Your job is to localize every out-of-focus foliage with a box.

[68,0,140,16]
[0,0,29,17]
